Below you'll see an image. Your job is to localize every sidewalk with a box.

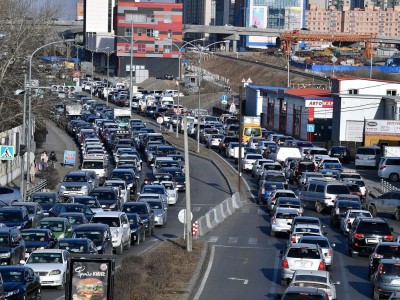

[7,120,79,192]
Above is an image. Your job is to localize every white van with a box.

[161,97,174,107]
[269,147,302,163]
[355,146,381,168]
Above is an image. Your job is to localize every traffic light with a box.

[19,144,27,156]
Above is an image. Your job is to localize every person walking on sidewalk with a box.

[49,151,57,168]
[30,161,37,184]
[41,151,49,164]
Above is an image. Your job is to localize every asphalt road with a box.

[41,120,231,300]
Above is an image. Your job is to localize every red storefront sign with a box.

[305,100,333,108]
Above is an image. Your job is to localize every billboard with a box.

[63,150,77,166]
[365,119,400,136]
[305,100,334,108]
[66,256,115,300]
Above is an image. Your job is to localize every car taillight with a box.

[373,253,383,258]
[354,233,364,239]
[271,217,276,224]
[318,261,326,270]
[384,235,394,241]
[272,197,277,203]
[380,165,386,170]
[378,263,384,276]
[291,234,296,243]
[282,259,289,268]
[327,250,333,256]
[335,208,340,215]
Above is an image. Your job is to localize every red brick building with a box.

[114,1,183,79]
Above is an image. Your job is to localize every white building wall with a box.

[85,0,113,33]
[338,80,400,96]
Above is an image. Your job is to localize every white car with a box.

[290,270,339,300]
[158,181,178,205]
[23,249,69,290]
[242,154,264,172]
[103,180,130,203]
[251,159,274,178]
[340,209,372,235]
[267,189,297,212]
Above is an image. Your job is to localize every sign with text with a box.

[63,150,77,165]
[305,100,334,108]
[365,119,400,136]
[66,256,115,300]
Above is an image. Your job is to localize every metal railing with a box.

[25,179,47,200]
[380,178,399,193]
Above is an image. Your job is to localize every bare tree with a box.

[0,0,66,132]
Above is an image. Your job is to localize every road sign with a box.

[221,95,228,105]
[229,102,236,113]
[178,209,193,224]
[307,124,315,133]
[0,145,14,160]
[174,108,182,115]
[156,117,164,124]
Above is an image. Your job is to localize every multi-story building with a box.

[114,1,183,80]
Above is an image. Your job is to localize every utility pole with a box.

[20,74,27,200]
[238,98,242,194]
[129,20,134,113]
[184,115,192,252]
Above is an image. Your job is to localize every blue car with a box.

[21,229,57,259]
[0,266,41,299]
[258,181,285,205]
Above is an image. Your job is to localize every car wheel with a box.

[36,288,42,300]
[369,205,377,217]
[135,235,140,246]
[116,243,123,255]
[390,173,400,182]
[315,202,323,213]
[125,236,131,250]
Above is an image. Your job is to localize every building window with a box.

[125,28,132,36]
[164,45,172,53]
[148,14,155,22]
[167,30,172,38]
[164,15,172,23]
[127,14,146,23]
[147,29,154,37]
[137,28,142,37]
[154,45,159,53]
[349,89,359,94]
[387,89,397,96]
[137,44,146,53]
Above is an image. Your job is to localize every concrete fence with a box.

[197,192,242,236]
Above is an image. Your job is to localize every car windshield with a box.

[326,185,350,194]
[244,128,261,136]
[349,212,370,218]
[341,173,362,179]
[146,201,163,210]
[91,217,120,227]
[310,150,329,155]
[277,192,296,198]
[143,187,163,194]
[64,216,85,225]
[63,175,87,182]
[39,221,65,232]
[22,231,48,242]
[294,275,327,284]
[127,215,138,225]
[295,227,320,234]
[265,175,286,182]
[27,253,62,264]
[90,192,115,200]
[58,241,87,253]
[163,183,174,190]
[276,213,298,219]
[123,205,147,214]
[0,234,10,246]
[32,196,55,204]
[82,161,104,169]
[263,182,284,190]
[357,148,378,155]
[358,222,391,234]
[264,165,282,171]
[0,211,22,222]
[104,182,125,189]
[381,264,400,276]
[73,231,102,242]
[287,247,321,259]
[376,245,400,257]
[300,239,329,248]
[154,174,172,181]
[74,199,101,208]
[110,172,132,181]
[0,270,22,282]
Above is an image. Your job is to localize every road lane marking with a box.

[55,296,64,300]
[208,236,219,243]
[228,237,238,244]
[268,249,281,300]
[248,238,257,245]
[228,277,249,284]
[193,244,216,300]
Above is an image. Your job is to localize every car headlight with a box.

[0,252,10,258]
[49,269,61,275]
[60,186,66,191]
[131,229,137,233]
[112,231,119,238]
[157,214,163,217]
[82,186,88,190]
[97,246,102,251]
[110,204,116,208]
[5,289,20,297]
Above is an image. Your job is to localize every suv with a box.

[0,227,26,265]
[379,157,400,182]
[369,242,400,277]
[372,259,400,299]
[282,286,329,300]
[329,146,351,164]
[0,207,30,229]
[90,212,130,255]
[59,171,94,200]
[280,243,326,286]
[121,202,155,236]
[348,217,394,257]
[72,223,113,255]
[367,191,400,220]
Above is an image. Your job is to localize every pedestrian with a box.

[49,151,57,168]
[30,161,37,184]
[38,158,48,171]
[41,151,49,164]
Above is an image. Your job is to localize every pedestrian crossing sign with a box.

[0,145,15,160]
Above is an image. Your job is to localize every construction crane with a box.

[280,30,376,59]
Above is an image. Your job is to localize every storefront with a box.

[364,119,400,147]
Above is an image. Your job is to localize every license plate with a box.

[295,260,311,267]
[366,238,379,244]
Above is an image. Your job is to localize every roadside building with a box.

[364,119,400,146]
[331,76,400,143]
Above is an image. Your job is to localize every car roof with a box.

[289,243,320,249]
[294,223,321,229]
[21,228,52,233]
[299,235,329,241]
[91,187,116,192]
[275,208,299,214]
[13,202,37,206]
[30,249,67,254]
[293,269,329,277]
[31,192,58,196]
[73,224,109,230]
[40,217,68,222]
[358,217,387,223]
[65,171,88,176]
[91,211,125,217]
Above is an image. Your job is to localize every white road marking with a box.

[248,238,257,245]
[193,244,216,300]
[228,237,238,244]
[228,277,249,284]
[208,236,219,243]
[55,296,65,300]
[268,249,281,299]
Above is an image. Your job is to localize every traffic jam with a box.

[1,76,400,300]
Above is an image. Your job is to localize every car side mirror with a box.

[123,224,128,228]
[20,260,26,265]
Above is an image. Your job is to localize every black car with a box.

[121,202,154,236]
[369,242,400,277]
[12,202,44,228]
[48,203,95,221]
[67,196,103,213]
[126,213,146,246]
[348,217,394,257]
[55,238,97,254]
[72,224,113,255]
[144,106,156,117]
[158,167,185,191]
[21,229,57,258]
[0,207,30,229]
[108,169,139,198]
[30,192,62,215]
[330,200,361,227]
[0,228,26,265]
[329,146,351,163]
[58,212,89,229]
[0,266,41,299]
[89,187,121,211]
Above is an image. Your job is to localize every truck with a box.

[113,108,131,128]
[241,116,262,143]
[382,146,400,157]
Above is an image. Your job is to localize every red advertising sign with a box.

[305,100,333,108]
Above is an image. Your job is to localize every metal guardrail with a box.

[379,178,399,194]
[25,179,47,200]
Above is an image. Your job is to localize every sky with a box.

[33,0,77,20]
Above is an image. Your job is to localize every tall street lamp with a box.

[27,39,75,186]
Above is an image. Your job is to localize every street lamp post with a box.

[129,20,134,113]
[27,39,75,187]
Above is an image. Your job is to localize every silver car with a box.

[270,208,299,237]
[378,157,400,182]
[340,209,372,235]
[267,190,297,213]
[298,235,335,270]
[140,199,167,227]
[280,243,326,286]
[290,270,340,300]
[290,223,326,244]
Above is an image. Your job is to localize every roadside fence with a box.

[196,192,242,236]
[25,179,48,200]
[379,178,399,194]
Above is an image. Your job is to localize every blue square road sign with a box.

[0,145,15,160]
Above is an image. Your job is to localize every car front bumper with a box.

[154,216,165,226]
[271,224,291,234]
[39,274,64,286]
